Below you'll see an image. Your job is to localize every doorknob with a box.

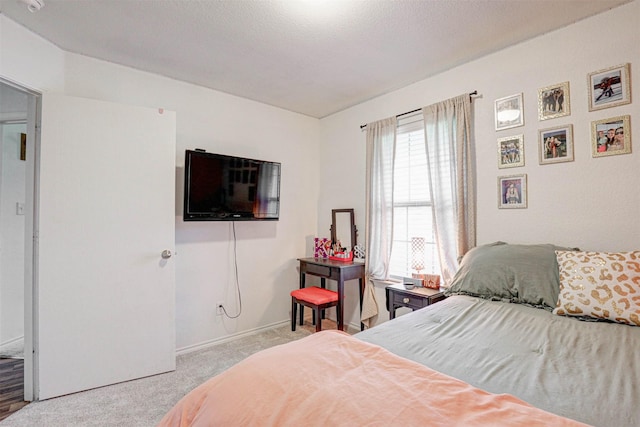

[161,250,172,259]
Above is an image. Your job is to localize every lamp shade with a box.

[411,237,426,271]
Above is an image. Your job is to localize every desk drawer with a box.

[305,263,331,277]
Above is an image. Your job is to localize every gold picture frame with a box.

[591,115,631,157]
[498,174,527,209]
[537,81,570,121]
[538,125,574,165]
[497,134,524,168]
[20,133,26,161]
[587,63,631,111]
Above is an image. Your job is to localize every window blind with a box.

[389,117,440,277]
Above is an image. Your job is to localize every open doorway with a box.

[0,79,38,418]
[0,118,26,361]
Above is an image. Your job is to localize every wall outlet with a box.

[216,302,224,316]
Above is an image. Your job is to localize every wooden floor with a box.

[0,358,28,422]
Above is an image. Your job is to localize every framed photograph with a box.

[495,93,524,131]
[498,174,527,209]
[591,115,631,157]
[588,63,631,111]
[497,134,524,168]
[537,81,570,121]
[538,125,574,165]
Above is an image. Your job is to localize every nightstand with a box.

[385,283,446,319]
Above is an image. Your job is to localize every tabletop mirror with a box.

[330,208,357,252]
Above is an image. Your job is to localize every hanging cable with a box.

[221,221,243,319]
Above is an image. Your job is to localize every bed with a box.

[159,243,640,427]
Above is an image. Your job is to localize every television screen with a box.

[183,150,281,221]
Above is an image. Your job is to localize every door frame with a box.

[0,76,41,401]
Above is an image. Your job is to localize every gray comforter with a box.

[356,295,640,427]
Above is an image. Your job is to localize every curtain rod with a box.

[359,90,478,130]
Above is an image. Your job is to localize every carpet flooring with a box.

[0,319,340,426]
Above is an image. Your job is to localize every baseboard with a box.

[175,320,290,356]
[175,317,362,356]
[0,335,24,347]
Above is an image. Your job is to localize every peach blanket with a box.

[158,330,590,426]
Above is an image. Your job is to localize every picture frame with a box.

[20,133,26,161]
[588,63,631,111]
[591,115,631,157]
[497,134,524,168]
[498,174,527,209]
[495,93,524,131]
[537,81,570,121]
[538,125,574,165]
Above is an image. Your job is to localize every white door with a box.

[36,94,176,400]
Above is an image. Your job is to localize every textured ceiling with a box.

[0,0,631,118]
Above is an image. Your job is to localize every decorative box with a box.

[423,274,441,289]
[314,237,331,258]
[412,273,441,289]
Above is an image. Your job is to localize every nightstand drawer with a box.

[391,292,427,310]
[430,293,446,304]
[385,282,446,320]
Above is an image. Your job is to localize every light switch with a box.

[16,202,25,215]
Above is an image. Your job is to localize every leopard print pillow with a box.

[554,250,640,326]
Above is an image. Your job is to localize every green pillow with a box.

[445,242,578,310]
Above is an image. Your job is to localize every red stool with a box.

[291,286,339,332]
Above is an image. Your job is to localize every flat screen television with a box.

[183,149,281,221]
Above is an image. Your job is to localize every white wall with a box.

[0,123,26,345]
[319,1,640,328]
[0,15,66,92]
[1,14,321,351]
[62,54,321,349]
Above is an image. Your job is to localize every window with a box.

[389,115,440,277]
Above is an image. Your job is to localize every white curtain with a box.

[422,93,476,285]
[361,117,397,328]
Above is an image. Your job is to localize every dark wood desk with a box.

[297,257,366,331]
